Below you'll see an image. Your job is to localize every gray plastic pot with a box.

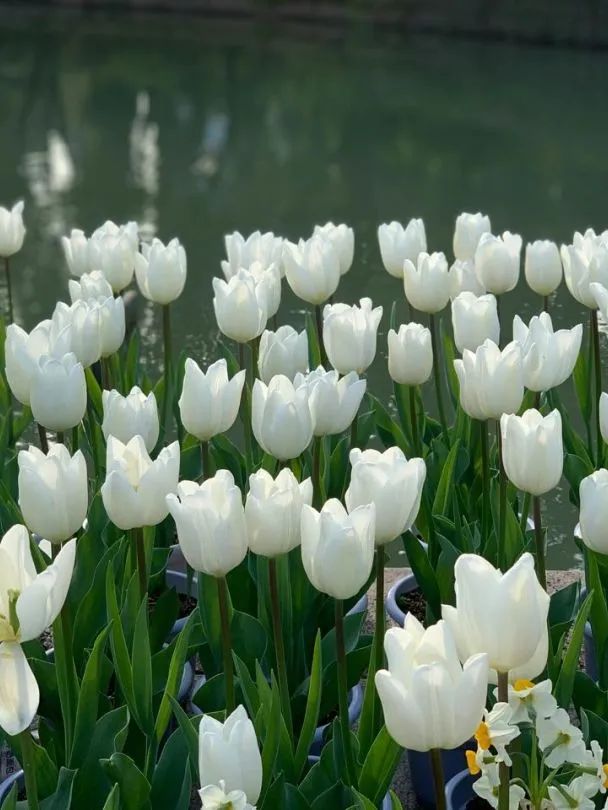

[408,742,474,808]
[309,682,364,756]
[385,571,419,626]
[308,755,392,808]
[0,771,23,805]
[445,768,475,810]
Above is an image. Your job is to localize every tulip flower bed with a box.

[1,204,608,810]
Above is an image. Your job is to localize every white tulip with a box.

[257,326,309,384]
[179,358,245,442]
[87,220,139,292]
[512,312,582,393]
[252,375,314,460]
[500,409,563,496]
[245,469,313,557]
[222,230,283,279]
[283,235,340,305]
[212,270,268,343]
[375,615,489,751]
[5,318,71,406]
[448,259,486,299]
[403,251,450,314]
[525,240,562,296]
[451,292,500,354]
[0,201,26,257]
[54,296,125,367]
[474,231,522,295]
[561,242,608,309]
[454,339,523,421]
[591,281,608,322]
[600,392,608,445]
[387,323,433,386]
[68,270,113,302]
[102,436,179,530]
[301,499,375,600]
[102,387,159,452]
[135,237,187,305]
[295,367,366,436]
[453,212,491,262]
[18,444,88,543]
[579,469,608,554]
[248,261,281,318]
[62,229,90,277]
[323,297,383,374]
[345,447,426,545]
[313,222,354,275]
[378,219,427,279]
[30,352,86,431]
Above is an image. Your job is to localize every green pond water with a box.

[2,9,608,568]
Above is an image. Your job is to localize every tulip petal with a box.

[0,642,39,736]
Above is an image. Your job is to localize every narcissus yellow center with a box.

[602,764,608,788]
[466,750,480,775]
[475,721,491,750]
[513,678,535,692]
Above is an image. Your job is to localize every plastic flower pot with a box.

[309,682,364,757]
[0,770,23,805]
[578,584,597,682]
[308,755,392,808]
[445,768,475,810]
[385,571,419,626]
[408,743,474,808]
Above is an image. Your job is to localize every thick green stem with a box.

[430,748,446,810]
[200,440,212,481]
[51,544,77,763]
[250,336,260,386]
[533,495,546,589]
[409,385,420,456]
[479,420,489,541]
[429,313,450,448]
[350,409,359,452]
[268,558,293,740]
[315,304,328,367]
[218,576,235,714]
[101,357,112,391]
[56,431,65,445]
[496,421,507,570]
[37,423,49,454]
[312,436,322,508]
[373,550,385,736]
[72,425,79,453]
[5,256,13,324]
[335,599,355,785]
[162,303,173,436]
[591,309,603,466]
[238,342,253,468]
[519,491,531,535]
[497,671,510,810]
[19,731,39,810]
[543,295,549,313]
[134,526,147,601]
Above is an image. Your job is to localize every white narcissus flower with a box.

[500,409,563,496]
[294,367,366,436]
[0,525,75,735]
[18,444,88,544]
[87,220,139,293]
[536,708,586,768]
[474,231,522,295]
[377,219,427,279]
[454,339,523,421]
[345,447,426,546]
[198,705,262,804]
[388,323,433,386]
[252,375,314,461]
[453,212,491,262]
[403,251,450,314]
[0,201,26,257]
[525,240,562,296]
[62,229,90,277]
[579,469,608,554]
[30,352,87,432]
[212,270,268,343]
[474,702,520,766]
[68,270,113,302]
[245,469,312,557]
[472,761,526,810]
[375,615,489,752]
[579,740,608,796]
[199,781,254,810]
[282,235,341,305]
[301,499,375,600]
[222,230,284,279]
[561,240,608,309]
[512,312,582,393]
[548,777,597,810]
[5,318,72,406]
[135,236,187,305]
[102,386,159,452]
[498,678,557,724]
[102,436,180,530]
[448,259,486,299]
[257,326,309,384]
[323,297,383,375]
[166,471,248,578]
[179,358,245,443]
[313,222,354,276]
[451,292,500,354]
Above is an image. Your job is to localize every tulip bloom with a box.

[252,375,314,460]
[454,339,523,421]
[0,525,75,735]
[295,367,366,436]
[378,219,427,279]
[403,251,450,314]
[102,386,159,452]
[451,292,500,354]
[87,220,139,293]
[54,296,125,367]
[245,468,313,557]
[323,297,383,375]
[222,230,283,279]
[212,270,268,343]
[62,229,90,277]
[579,469,608,554]
[345,447,426,546]
[500,409,563,496]
[448,259,485,299]
[102,436,179,530]
[30,352,87,432]
[301,499,375,599]
[453,212,491,262]
[135,237,187,305]
[474,232,522,295]
[68,270,113,302]
[5,318,72,406]
[283,234,341,305]
[313,222,354,276]
[561,241,608,309]
[525,240,562,297]
[179,358,245,442]
[388,323,433,386]
[247,261,282,319]
[375,615,489,751]
[18,444,88,543]
[512,313,582,393]
[257,326,309,384]
[0,201,26,257]
[600,392,608,445]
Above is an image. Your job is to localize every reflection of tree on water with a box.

[129,90,160,242]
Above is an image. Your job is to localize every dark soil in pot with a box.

[396,587,426,623]
[464,799,492,809]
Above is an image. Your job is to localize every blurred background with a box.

[0,2,607,567]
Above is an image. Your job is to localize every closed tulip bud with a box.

[258,325,309,384]
[561,242,608,308]
[283,235,340,305]
[222,230,284,279]
[301,499,375,599]
[475,231,522,295]
[55,296,125,367]
[179,358,245,442]
[245,469,313,557]
[451,292,500,354]
[378,219,427,279]
[443,553,549,677]
[323,297,383,374]
[102,386,159,452]
[102,436,179,530]
[601,393,608,444]
[448,259,486,299]
[314,222,354,275]
[62,229,90,277]
[18,444,88,543]
[388,323,433,386]
[525,240,562,296]
[500,409,563,496]
[0,201,25,257]
[454,339,523,421]
[87,220,139,293]
[375,615,489,751]
[135,237,187,304]
[295,367,366,436]
[403,251,450,313]
[167,471,248,577]
[212,270,268,343]
[252,375,314,460]
[579,469,608,554]
[248,261,281,318]
[512,312,582,392]
[30,352,86,431]
[453,212,491,261]
[5,318,71,406]
[0,525,75,735]
[345,447,426,545]
[198,705,263,804]
[68,270,113,302]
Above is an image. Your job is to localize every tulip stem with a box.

[134,526,147,601]
[335,599,355,786]
[542,295,549,313]
[519,491,531,535]
[238,342,253,468]
[497,672,510,810]
[19,731,39,810]
[72,425,79,453]
[591,309,602,466]
[373,550,385,737]
[268,558,294,740]
[312,436,322,508]
[430,749,446,810]
[496,421,507,570]
[200,440,212,481]
[37,423,49,454]
[479,420,489,542]
[533,496,546,589]
[409,385,420,456]
[314,304,328,367]
[56,431,65,445]
[162,303,173,438]
[4,256,13,324]
[350,409,358,451]
[218,576,235,715]
[101,357,111,391]
[429,314,450,448]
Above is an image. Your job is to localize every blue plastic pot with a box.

[0,771,23,805]
[309,682,364,756]
[408,742,473,808]
[385,571,419,626]
[445,768,475,810]
[308,755,392,808]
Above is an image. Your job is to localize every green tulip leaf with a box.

[100,754,151,810]
[358,726,403,805]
